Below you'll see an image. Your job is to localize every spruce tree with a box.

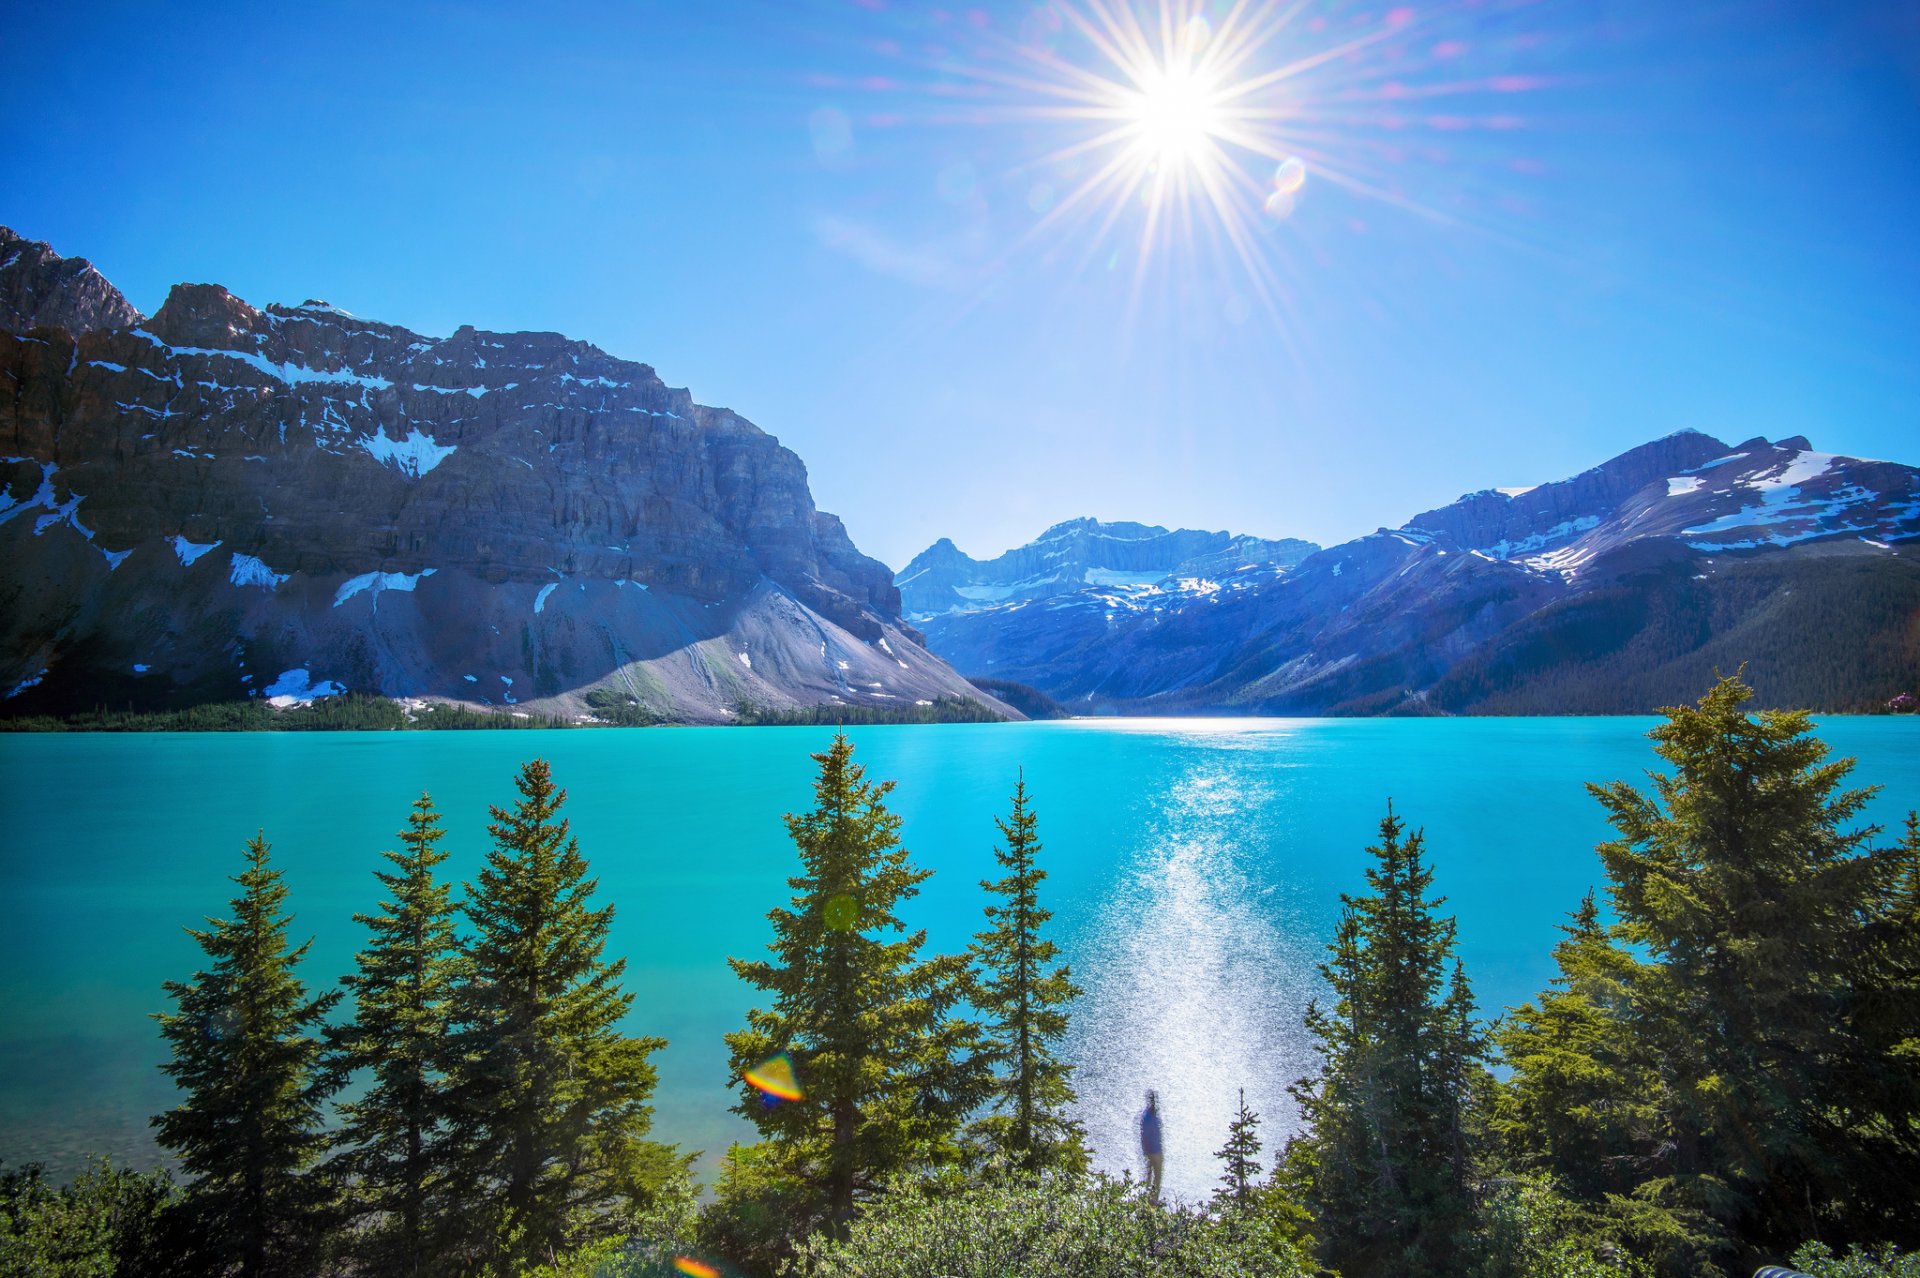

[329,792,460,1276]
[1287,804,1485,1278]
[1584,673,1919,1256]
[1492,892,1663,1204]
[443,759,667,1272]
[722,732,984,1253]
[967,772,1087,1176]
[152,832,339,1278]
[1213,1088,1264,1218]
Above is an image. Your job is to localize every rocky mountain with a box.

[896,517,1318,618]
[918,432,1920,714]
[0,226,1012,722]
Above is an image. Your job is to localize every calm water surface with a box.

[3,717,1915,1201]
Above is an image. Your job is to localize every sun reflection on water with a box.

[1067,750,1320,1203]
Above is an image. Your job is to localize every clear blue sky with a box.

[7,0,1916,569]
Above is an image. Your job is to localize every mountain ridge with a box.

[913,430,1920,714]
[0,225,1014,722]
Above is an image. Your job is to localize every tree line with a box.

[3,674,1917,1277]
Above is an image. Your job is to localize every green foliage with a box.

[1584,674,1919,1254]
[1492,893,1666,1203]
[1211,1089,1263,1220]
[0,1159,189,1278]
[733,696,1007,725]
[582,688,667,726]
[327,792,462,1275]
[1471,1175,1656,1278]
[792,1174,1316,1278]
[964,678,1070,720]
[443,759,670,1272]
[1789,1242,1920,1278]
[1288,803,1488,1277]
[0,694,570,732]
[966,773,1087,1176]
[721,732,986,1262]
[151,833,341,1277]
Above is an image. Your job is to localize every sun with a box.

[1126,65,1224,170]
[1125,57,1225,172]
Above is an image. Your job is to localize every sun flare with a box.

[1125,59,1225,171]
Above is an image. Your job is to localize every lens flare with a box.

[744,1051,804,1102]
[823,892,859,931]
[673,1258,721,1278]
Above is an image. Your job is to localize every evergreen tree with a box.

[152,832,339,1278]
[443,759,668,1273]
[1287,804,1486,1278]
[1213,1088,1264,1219]
[967,772,1088,1177]
[1583,674,1920,1258]
[1492,892,1664,1204]
[329,792,460,1276]
[721,732,984,1257]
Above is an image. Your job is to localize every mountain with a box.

[917,432,1920,714]
[896,517,1318,618]
[0,226,1011,722]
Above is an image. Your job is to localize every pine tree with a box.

[1492,892,1663,1204]
[1287,804,1486,1278]
[1213,1088,1263,1219]
[967,772,1087,1177]
[443,759,667,1272]
[152,832,339,1278]
[1585,673,1920,1257]
[721,732,984,1255]
[329,792,460,1276]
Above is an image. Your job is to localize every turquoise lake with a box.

[3,717,1916,1202]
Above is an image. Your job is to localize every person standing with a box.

[1140,1089,1164,1200]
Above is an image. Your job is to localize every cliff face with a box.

[0,227,1006,721]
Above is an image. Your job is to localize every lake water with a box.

[3,717,1915,1202]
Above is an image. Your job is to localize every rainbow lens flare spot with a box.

[823,893,858,932]
[745,1051,803,1102]
[673,1258,720,1278]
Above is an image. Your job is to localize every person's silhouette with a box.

[1140,1089,1164,1200]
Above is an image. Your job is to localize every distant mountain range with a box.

[0,226,1008,722]
[896,518,1319,619]
[905,433,1920,714]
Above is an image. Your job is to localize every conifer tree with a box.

[329,792,460,1276]
[1213,1088,1264,1218]
[152,832,339,1278]
[443,759,667,1272]
[722,732,984,1252]
[1583,674,1920,1255]
[1287,804,1485,1278]
[967,772,1087,1176]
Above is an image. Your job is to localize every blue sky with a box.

[6,0,1917,569]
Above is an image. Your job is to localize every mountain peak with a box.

[0,226,144,335]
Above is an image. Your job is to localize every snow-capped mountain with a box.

[896,517,1318,619]
[0,226,1010,721]
[917,432,1920,714]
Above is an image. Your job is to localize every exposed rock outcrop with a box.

[0,228,1008,721]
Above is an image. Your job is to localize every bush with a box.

[1790,1242,1920,1278]
[790,1173,1314,1278]
[0,1159,193,1278]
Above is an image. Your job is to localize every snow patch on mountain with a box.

[360,427,456,477]
[230,553,289,590]
[169,535,222,566]
[334,568,436,607]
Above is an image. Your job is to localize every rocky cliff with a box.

[0,226,1011,721]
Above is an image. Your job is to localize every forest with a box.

[2,675,1916,1278]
